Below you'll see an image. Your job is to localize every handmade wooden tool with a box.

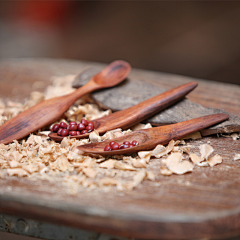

[49,81,198,141]
[77,113,229,155]
[0,60,131,144]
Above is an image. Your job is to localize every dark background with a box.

[1,1,240,85]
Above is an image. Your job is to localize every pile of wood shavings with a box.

[0,74,238,193]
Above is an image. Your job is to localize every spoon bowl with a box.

[0,60,131,145]
[77,113,229,156]
[49,81,198,141]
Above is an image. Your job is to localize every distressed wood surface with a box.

[0,58,240,239]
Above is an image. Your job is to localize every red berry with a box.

[132,140,139,146]
[61,129,69,136]
[81,119,88,126]
[78,123,85,131]
[59,122,68,129]
[57,128,63,136]
[104,145,112,151]
[68,124,78,131]
[81,130,88,134]
[51,124,60,132]
[112,142,120,150]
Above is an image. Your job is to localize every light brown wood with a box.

[78,113,229,155]
[0,60,131,144]
[1,59,240,240]
[49,82,198,141]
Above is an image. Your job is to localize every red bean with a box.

[119,144,125,149]
[69,131,77,136]
[123,141,130,145]
[88,121,94,127]
[112,142,120,150]
[81,130,88,134]
[57,128,63,136]
[69,121,77,125]
[68,124,78,131]
[109,141,116,147]
[61,129,69,136]
[76,131,81,135]
[86,125,93,131]
[81,119,88,126]
[104,145,112,151]
[51,124,60,132]
[59,122,68,129]
[78,123,85,131]
[132,140,139,146]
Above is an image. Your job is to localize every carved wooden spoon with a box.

[49,81,198,141]
[0,60,131,144]
[77,113,229,156]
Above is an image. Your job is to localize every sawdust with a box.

[0,74,238,193]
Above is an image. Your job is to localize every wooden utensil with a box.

[77,113,229,155]
[49,81,198,141]
[0,60,131,145]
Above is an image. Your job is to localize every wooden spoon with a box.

[49,81,198,141]
[77,113,229,156]
[0,60,131,144]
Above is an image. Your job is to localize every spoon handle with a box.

[94,81,198,133]
[146,113,229,147]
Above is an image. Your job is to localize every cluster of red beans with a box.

[51,119,94,137]
[104,140,139,151]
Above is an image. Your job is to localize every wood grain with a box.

[0,59,240,239]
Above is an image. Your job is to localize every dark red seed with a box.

[81,130,88,134]
[81,119,88,126]
[86,125,94,131]
[132,140,139,146]
[57,128,63,136]
[59,122,68,129]
[78,123,85,131]
[87,121,94,127]
[76,131,81,135]
[51,124,60,132]
[129,144,134,148]
[61,129,69,136]
[68,124,78,131]
[69,121,77,125]
[109,141,116,147]
[123,144,130,149]
[112,142,120,150]
[69,131,77,136]
[119,144,125,149]
[104,145,112,151]
[123,141,130,145]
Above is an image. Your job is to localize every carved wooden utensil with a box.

[78,113,229,155]
[0,60,131,144]
[49,81,198,141]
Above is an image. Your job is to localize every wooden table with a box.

[0,58,240,240]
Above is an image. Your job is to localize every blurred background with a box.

[1,1,240,85]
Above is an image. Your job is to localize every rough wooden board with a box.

[72,68,240,136]
[1,59,240,239]
[0,136,240,240]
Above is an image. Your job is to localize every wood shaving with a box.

[234,154,240,161]
[0,73,229,193]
